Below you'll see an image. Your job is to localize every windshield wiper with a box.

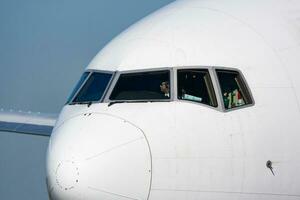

[87,101,93,107]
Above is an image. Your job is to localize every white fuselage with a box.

[46,0,300,199]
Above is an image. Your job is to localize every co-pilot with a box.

[160,81,170,98]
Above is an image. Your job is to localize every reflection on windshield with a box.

[72,72,112,103]
[66,72,89,104]
[110,70,170,101]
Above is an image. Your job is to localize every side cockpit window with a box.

[177,69,217,107]
[216,69,253,110]
[66,72,89,104]
[73,72,112,103]
[110,70,170,101]
[68,72,113,104]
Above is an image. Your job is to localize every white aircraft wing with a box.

[0,110,57,137]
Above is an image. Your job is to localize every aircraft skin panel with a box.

[86,0,300,72]
[103,99,300,199]
[149,190,300,200]
[279,46,300,113]
[47,113,152,200]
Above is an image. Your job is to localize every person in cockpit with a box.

[160,81,170,98]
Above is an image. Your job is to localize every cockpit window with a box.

[72,72,112,103]
[110,70,170,100]
[66,72,89,104]
[216,69,253,109]
[177,69,218,107]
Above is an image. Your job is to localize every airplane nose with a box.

[46,113,152,200]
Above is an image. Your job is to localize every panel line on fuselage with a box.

[151,188,300,197]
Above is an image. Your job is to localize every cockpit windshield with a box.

[66,67,252,111]
[110,70,170,101]
[68,72,112,104]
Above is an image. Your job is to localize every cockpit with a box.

[110,70,171,101]
[66,67,254,111]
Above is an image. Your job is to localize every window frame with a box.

[66,71,90,104]
[67,66,254,112]
[104,67,174,103]
[68,69,115,104]
[213,67,255,112]
[175,68,218,108]
[173,66,222,111]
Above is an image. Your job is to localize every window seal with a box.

[68,72,92,104]
[213,67,255,112]
[176,68,218,108]
[103,67,173,103]
[68,69,115,105]
[67,66,254,112]
[173,66,222,111]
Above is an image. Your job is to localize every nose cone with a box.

[46,113,152,200]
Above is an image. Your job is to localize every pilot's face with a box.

[160,82,169,93]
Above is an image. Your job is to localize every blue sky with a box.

[0,1,174,199]
[0,0,174,114]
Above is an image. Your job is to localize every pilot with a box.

[160,81,170,98]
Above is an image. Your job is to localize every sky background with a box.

[0,1,174,199]
[0,0,174,114]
